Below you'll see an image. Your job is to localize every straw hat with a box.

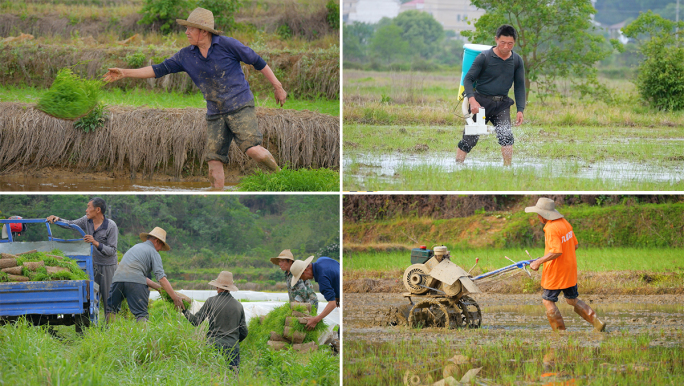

[176,7,222,35]
[270,249,294,265]
[524,198,564,220]
[290,256,314,286]
[139,227,171,251]
[208,271,239,292]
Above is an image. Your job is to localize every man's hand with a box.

[530,259,541,271]
[46,215,59,223]
[103,68,125,83]
[305,316,320,330]
[171,293,185,311]
[274,86,287,107]
[515,111,524,126]
[469,97,481,115]
[83,235,99,248]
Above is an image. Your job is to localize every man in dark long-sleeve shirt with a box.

[103,7,286,189]
[457,24,526,166]
[47,197,118,315]
[183,271,247,371]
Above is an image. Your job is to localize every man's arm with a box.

[146,277,162,290]
[259,65,287,107]
[529,252,562,271]
[305,300,336,330]
[463,53,486,114]
[159,277,184,310]
[103,67,156,82]
[238,310,248,342]
[184,298,210,326]
[513,55,526,125]
[93,222,118,259]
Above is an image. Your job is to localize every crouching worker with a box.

[290,255,340,331]
[108,227,184,323]
[183,271,248,372]
[270,249,319,311]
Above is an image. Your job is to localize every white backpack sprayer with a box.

[458,44,493,135]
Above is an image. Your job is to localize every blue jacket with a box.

[152,34,267,116]
[312,257,340,302]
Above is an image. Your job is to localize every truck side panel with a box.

[0,281,88,316]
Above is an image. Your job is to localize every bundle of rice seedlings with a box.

[244,302,326,349]
[35,68,103,120]
[157,287,192,309]
[238,166,339,192]
[10,250,88,281]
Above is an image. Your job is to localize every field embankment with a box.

[344,202,684,251]
[0,102,339,177]
[0,42,339,100]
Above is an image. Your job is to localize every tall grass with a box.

[238,167,340,192]
[0,299,339,385]
[343,248,684,273]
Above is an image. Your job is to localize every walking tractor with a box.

[390,245,533,329]
[0,218,99,331]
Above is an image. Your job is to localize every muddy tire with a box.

[408,299,450,329]
[458,296,482,329]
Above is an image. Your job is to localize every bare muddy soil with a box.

[0,166,246,191]
[344,293,684,339]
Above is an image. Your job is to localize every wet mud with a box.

[344,293,684,340]
[0,167,244,191]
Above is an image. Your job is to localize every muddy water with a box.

[345,293,684,339]
[0,175,239,191]
[344,152,684,183]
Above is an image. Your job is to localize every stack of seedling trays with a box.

[0,250,88,282]
[261,302,322,353]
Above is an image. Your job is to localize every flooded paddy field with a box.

[343,124,684,191]
[344,293,684,385]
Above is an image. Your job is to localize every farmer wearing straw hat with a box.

[103,7,286,189]
[108,227,184,323]
[290,255,339,330]
[525,198,606,332]
[183,271,248,371]
[270,249,319,311]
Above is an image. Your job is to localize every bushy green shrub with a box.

[139,0,192,34]
[196,0,244,32]
[125,51,146,68]
[326,0,339,30]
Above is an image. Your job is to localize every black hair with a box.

[89,197,107,216]
[496,24,517,41]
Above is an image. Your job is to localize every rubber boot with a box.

[573,300,606,332]
[545,308,566,331]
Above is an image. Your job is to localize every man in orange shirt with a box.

[525,198,606,332]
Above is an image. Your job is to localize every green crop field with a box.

[344,248,684,273]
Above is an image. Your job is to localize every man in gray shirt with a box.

[108,227,184,322]
[47,197,118,316]
[457,24,526,166]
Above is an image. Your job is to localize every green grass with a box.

[343,248,684,273]
[0,85,339,116]
[238,167,340,192]
[0,299,339,385]
[344,331,684,385]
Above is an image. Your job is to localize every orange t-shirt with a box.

[541,218,578,290]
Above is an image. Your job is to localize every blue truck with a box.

[0,218,99,331]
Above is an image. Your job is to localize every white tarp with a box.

[150,290,339,327]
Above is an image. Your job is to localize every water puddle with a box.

[344,152,684,183]
[0,175,238,191]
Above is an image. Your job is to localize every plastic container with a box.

[459,43,492,94]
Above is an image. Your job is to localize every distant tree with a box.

[622,11,684,110]
[344,22,375,62]
[370,24,410,62]
[196,0,244,32]
[462,0,616,101]
[139,0,192,34]
[393,10,444,58]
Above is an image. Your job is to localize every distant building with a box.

[400,0,485,40]
[606,20,630,44]
[344,0,401,24]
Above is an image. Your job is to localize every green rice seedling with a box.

[0,271,8,282]
[36,68,103,120]
[238,166,339,192]
[244,303,325,347]
[13,251,88,281]
[156,287,191,309]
